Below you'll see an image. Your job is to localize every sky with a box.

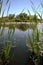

[0,0,43,16]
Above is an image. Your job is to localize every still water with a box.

[0,23,43,65]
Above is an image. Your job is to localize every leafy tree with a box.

[15,13,30,22]
[9,14,15,19]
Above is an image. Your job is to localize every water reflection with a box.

[0,23,43,45]
[0,23,43,65]
[16,24,29,31]
[37,23,43,33]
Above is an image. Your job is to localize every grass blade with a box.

[6,0,9,5]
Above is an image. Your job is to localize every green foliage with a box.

[0,0,3,14]
[28,33,35,52]
[0,0,43,23]
[9,14,15,19]
[3,41,12,60]
[15,13,28,22]
[26,27,41,65]
[36,29,40,42]
[15,17,21,22]
[35,42,40,58]
[33,14,37,22]
[0,0,43,65]
[0,0,10,16]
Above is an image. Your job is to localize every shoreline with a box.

[1,22,43,25]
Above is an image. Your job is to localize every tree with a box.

[33,14,38,22]
[15,13,29,22]
[9,14,15,19]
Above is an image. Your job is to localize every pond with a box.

[0,23,43,65]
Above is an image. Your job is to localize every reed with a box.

[0,0,43,65]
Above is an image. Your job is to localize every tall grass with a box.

[26,28,38,64]
[26,0,43,64]
[26,24,43,65]
[3,41,12,60]
[0,0,12,65]
[0,0,43,65]
[0,41,12,65]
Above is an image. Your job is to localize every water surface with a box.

[0,23,43,65]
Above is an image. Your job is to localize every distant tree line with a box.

[0,13,42,23]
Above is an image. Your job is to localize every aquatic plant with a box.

[0,0,11,64]
[3,41,12,60]
[26,24,43,65]
[26,0,43,64]
[1,41,12,65]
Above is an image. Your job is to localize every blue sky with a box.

[1,0,43,16]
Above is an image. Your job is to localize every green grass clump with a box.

[26,27,42,65]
